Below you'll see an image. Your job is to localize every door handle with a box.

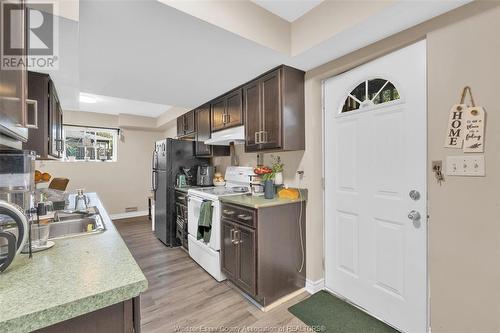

[223,209,235,215]
[408,210,421,222]
[261,131,267,144]
[237,214,252,221]
[230,228,235,243]
[233,230,240,244]
[255,132,260,144]
[152,171,157,191]
[25,99,38,129]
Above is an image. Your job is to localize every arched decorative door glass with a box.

[342,78,400,113]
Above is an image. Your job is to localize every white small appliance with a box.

[187,166,254,281]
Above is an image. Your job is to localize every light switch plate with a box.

[446,155,485,176]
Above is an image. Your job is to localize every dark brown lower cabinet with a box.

[34,297,141,333]
[175,190,189,249]
[221,219,238,280]
[220,201,306,306]
[236,224,257,296]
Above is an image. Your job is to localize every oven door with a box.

[187,194,220,251]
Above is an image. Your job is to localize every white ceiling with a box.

[79,0,286,111]
[251,0,323,22]
[78,92,171,117]
[70,0,469,117]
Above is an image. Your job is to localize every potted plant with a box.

[270,155,284,185]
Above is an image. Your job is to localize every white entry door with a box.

[324,41,427,333]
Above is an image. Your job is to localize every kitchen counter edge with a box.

[0,193,148,333]
[219,189,308,209]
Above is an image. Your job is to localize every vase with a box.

[274,172,283,185]
[264,180,275,199]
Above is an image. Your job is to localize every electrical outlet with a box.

[446,155,485,176]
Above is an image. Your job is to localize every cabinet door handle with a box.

[177,196,186,201]
[233,230,240,244]
[237,214,252,221]
[226,114,230,124]
[223,209,235,215]
[230,228,235,243]
[261,131,267,144]
[254,132,259,144]
[24,99,38,129]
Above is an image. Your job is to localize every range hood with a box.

[204,126,245,146]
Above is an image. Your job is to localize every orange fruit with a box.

[41,172,51,182]
[35,170,42,182]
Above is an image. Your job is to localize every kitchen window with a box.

[63,125,119,162]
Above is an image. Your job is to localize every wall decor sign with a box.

[444,104,466,148]
[444,86,485,152]
[463,106,485,152]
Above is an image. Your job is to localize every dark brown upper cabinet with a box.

[23,72,64,159]
[0,2,29,145]
[211,97,225,132]
[195,105,212,156]
[177,110,196,138]
[211,89,243,132]
[194,105,230,157]
[243,65,305,153]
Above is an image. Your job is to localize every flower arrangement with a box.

[253,156,284,182]
[270,155,283,174]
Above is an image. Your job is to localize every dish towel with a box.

[197,200,213,243]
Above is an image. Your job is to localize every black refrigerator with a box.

[152,138,207,246]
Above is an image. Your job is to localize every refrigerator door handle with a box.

[152,171,157,192]
[152,150,158,170]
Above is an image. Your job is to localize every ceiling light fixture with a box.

[79,93,97,104]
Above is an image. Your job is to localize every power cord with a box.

[297,173,305,273]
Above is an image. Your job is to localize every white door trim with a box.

[321,40,429,333]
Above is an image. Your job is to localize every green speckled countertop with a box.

[0,193,148,333]
[220,189,307,209]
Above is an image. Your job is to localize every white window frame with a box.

[62,125,119,162]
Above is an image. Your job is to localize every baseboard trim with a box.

[305,278,324,294]
[110,210,148,220]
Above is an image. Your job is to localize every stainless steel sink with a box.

[48,207,106,239]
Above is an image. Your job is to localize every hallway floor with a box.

[114,217,309,333]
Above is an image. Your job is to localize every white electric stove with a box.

[187,166,254,281]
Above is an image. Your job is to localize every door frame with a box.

[321,40,430,333]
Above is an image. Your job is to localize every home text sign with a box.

[444,104,466,148]
[463,106,485,153]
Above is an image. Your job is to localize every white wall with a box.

[36,111,162,215]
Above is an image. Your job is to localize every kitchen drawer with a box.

[175,191,188,205]
[221,203,256,228]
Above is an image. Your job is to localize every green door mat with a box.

[288,291,400,333]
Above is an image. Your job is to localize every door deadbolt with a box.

[409,190,421,201]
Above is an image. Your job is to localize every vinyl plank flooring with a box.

[114,216,309,333]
